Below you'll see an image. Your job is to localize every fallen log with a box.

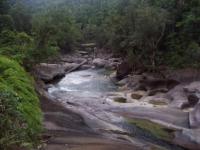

[65,60,87,74]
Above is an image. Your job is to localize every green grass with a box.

[0,56,42,150]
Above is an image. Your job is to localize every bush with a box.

[0,56,42,150]
[0,30,34,64]
[165,40,200,68]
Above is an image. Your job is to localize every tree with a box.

[132,6,169,68]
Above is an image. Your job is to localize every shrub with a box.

[0,30,34,64]
[0,56,42,150]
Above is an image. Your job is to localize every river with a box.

[47,69,186,150]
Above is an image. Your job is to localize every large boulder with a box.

[61,56,86,63]
[167,85,189,109]
[116,61,132,80]
[189,104,200,128]
[140,78,179,91]
[167,82,200,109]
[92,58,107,68]
[184,82,200,106]
[111,107,189,128]
[141,95,170,106]
[165,68,200,83]
[131,91,146,100]
[174,129,200,150]
[63,62,79,71]
[105,58,121,70]
[35,63,65,82]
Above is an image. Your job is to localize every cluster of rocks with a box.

[92,58,121,69]
[34,51,200,150]
[34,50,122,83]
[107,67,200,150]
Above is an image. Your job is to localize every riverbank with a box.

[34,50,200,150]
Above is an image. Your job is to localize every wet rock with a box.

[127,75,146,90]
[113,97,127,103]
[148,88,168,96]
[165,68,200,83]
[167,85,189,109]
[174,129,200,150]
[112,107,189,128]
[105,62,119,70]
[131,91,146,100]
[117,78,129,86]
[148,98,168,106]
[167,83,200,109]
[109,71,117,82]
[93,58,107,68]
[184,81,200,106]
[189,104,200,128]
[80,64,91,70]
[105,58,121,70]
[63,62,79,71]
[184,81,200,94]
[128,118,174,141]
[78,50,88,55]
[116,61,132,80]
[61,56,86,63]
[35,63,65,82]
[186,94,199,107]
[108,58,121,63]
[140,78,179,91]
[142,96,169,106]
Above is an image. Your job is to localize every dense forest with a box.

[0,0,200,149]
[1,0,200,68]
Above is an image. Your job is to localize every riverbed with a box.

[46,68,188,150]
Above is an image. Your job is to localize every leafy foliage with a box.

[0,30,33,63]
[0,0,200,149]
[0,56,42,150]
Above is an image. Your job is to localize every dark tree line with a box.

[0,0,200,149]
[0,0,200,68]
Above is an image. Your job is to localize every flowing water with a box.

[48,69,186,150]
[49,69,117,97]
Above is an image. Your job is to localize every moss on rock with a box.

[0,56,42,150]
[128,118,174,141]
[114,97,127,103]
[149,100,168,106]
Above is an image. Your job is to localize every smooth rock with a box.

[174,129,200,150]
[131,91,146,100]
[142,96,170,106]
[93,58,107,68]
[148,88,168,96]
[127,75,146,90]
[78,51,88,55]
[140,78,179,91]
[63,62,79,71]
[184,81,200,94]
[165,68,200,83]
[111,107,189,128]
[117,78,128,86]
[61,56,86,63]
[35,63,65,82]
[116,61,132,80]
[189,104,200,128]
[184,81,200,107]
[81,65,92,70]
[167,85,189,109]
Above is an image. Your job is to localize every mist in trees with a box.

[0,0,200,149]
[0,0,200,68]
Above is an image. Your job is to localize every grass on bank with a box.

[0,56,42,150]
